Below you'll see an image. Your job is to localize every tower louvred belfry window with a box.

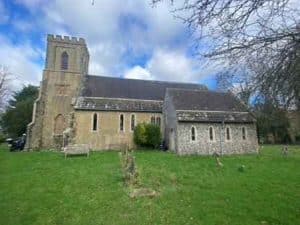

[61,51,68,70]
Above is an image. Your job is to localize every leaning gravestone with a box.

[282,145,288,157]
[213,152,223,168]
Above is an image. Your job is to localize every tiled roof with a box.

[81,75,207,100]
[166,88,248,112]
[75,97,163,112]
[166,88,255,123]
[177,111,256,123]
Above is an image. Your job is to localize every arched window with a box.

[120,114,124,132]
[242,127,246,140]
[131,114,135,131]
[191,126,196,141]
[151,116,155,124]
[226,127,231,140]
[156,117,161,127]
[92,113,98,131]
[209,127,214,141]
[54,114,65,135]
[61,51,68,70]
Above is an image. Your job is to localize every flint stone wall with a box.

[176,122,258,155]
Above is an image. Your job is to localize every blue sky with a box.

[0,0,218,89]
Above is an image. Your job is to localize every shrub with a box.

[145,123,161,148]
[134,123,147,146]
[134,123,162,149]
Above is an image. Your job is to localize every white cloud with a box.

[124,49,214,83]
[0,35,43,88]
[36,0,189,78]
[88,42,127,76]
[124,65,152,80]
[147,49,198,82]
[124,47,227,83]
[5,0,211,86]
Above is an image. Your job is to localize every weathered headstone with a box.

[213,152,223,168]
[282,145,288,157]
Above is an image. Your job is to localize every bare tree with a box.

[0,65,13,112]
[216,65,255,105]
[153,0,300,109]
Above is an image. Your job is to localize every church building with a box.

[26,35,258,155]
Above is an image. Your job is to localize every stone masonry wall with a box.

[40,70,82,148]
[25,79,47,150]
[162,91,178,152]
[176,122,258,155]
[74,111,163,150]
[26,35,89,150]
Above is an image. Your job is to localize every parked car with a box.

[160,140,168,151]
[6,134,26,151]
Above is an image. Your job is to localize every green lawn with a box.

[0,145,299,225]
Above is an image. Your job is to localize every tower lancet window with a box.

[61,51,69,70]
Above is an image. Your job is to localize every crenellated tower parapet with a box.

[47,34,86,45]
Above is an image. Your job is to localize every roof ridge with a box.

[80,96,163,102]
[86,74,206,87]
[166,87,228,94]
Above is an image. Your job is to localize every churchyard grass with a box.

[0,144,299,225]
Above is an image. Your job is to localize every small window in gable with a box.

[242,127,246,140]
[156,117,161,127]
[226,127,231,140]
[120,114,124,132]
[209,127,214,141]
[191,126,196,141]
[131,114,135,131]
[92,113,98,131]
[61,51,68,70]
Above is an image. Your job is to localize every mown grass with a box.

[0,145,299,225]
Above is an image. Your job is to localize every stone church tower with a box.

[26,35,89,149]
